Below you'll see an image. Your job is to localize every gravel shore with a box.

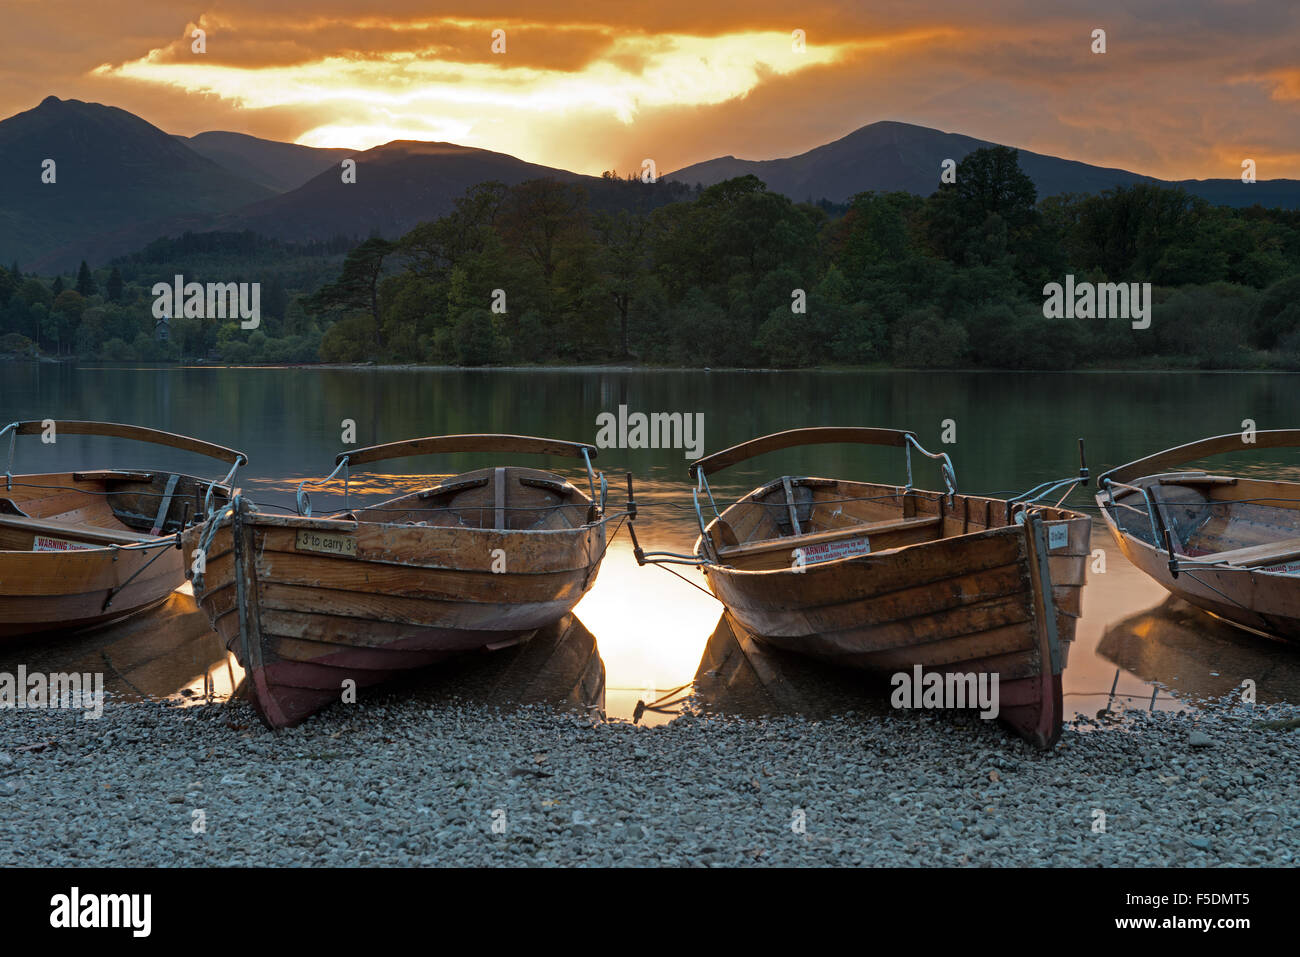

[1,691,1296,867]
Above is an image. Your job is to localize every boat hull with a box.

[701,504,1089,748]
[1099,508,1300,642]
[0,548,181,639]
[0,469,230,640]
[184,500,606,728]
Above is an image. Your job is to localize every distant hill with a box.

[7,101,1298,273]
[666,120,1300,209]
[206,139,599,244]
[0,97,272,270]
[1165,177,1300,210]
[194,140,690,246]
[175,131,354,193]
[21,129,681,269]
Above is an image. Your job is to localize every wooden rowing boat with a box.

[1097,430,1300,642]
[0,420,244,640]
[183,434,612,729]
[631,428,1091,748]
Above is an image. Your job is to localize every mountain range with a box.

[0,97,271,271]
[3,96,1298,272]
[174,131,353,193]
[667,121,1300,209]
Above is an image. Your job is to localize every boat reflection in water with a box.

[368,612,606,718]
[1,591,605,720]
[688,613,896,721]
[3,585,241,704]
[1097,596,1300,706]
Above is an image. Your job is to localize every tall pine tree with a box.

[0,263,14,306]
[76,260,96,296]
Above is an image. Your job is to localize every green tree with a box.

[924,146,1043,281]
[76,260,96,297]
[451,307,505,365]
[1069,184,1203,280]
[1254,274,1300,349]
[106,266,124,302]
[319,315,377,363]
[891,307,969,368]
[0,264,14,307]
[100,337,131,361]
[50,289,85,354]
[306,237,395,350]
[594,209,652,358]
[499,179,589,289]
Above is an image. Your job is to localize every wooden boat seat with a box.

[72,470,154,483]
[752,476,837,497]
[1187,537,1300,568]
[1157,474,1237,487]
[494,467,507,530]
[0,514,157,547]
[519,477,576,496]
[418,476,491,499]
[408,470,583,531]
[717,515,941,561]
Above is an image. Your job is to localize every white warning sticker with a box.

[795,536,872,565]
[33,536,97,552]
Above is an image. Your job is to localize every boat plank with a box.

[718,515,941,563]
[261,614,536,657]
[257,580,575,631]
[254,548,587,602]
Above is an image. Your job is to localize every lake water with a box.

[4,363,1300,723]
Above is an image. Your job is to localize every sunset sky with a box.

[2,0,1297,179]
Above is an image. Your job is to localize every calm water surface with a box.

[4,364,1299,722]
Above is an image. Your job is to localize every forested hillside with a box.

[3,148,1299,369]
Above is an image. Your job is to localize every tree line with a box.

[4,147,1300,369]
[0,232,345,362]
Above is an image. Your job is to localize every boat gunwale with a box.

[0,470,235,556]
[238,509,611,537]
[1097,469,1300,580]
[1097,429,1300,487]
[696,476,1089,577]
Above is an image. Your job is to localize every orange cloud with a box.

[1262,68,1300,101]
[93,17,933,169]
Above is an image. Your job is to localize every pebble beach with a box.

[2,691,1296,868]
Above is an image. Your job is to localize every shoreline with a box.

[5,356,1300,375]
[2,692,1296,867]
